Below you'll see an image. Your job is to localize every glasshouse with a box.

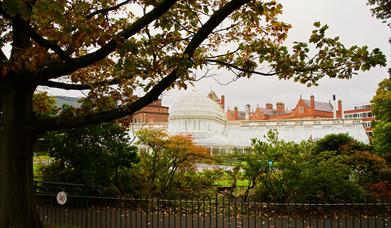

[131,90,369,152]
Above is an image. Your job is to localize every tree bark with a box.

[0,83,42,228]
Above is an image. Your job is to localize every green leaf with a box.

[313,21,321,27]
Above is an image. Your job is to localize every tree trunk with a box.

[0,84,43,228]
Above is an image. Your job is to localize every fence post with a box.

[382,193,385,228]
[215,194,218,228]
[209,197,212,228]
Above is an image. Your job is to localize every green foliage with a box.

[243,130,388,203]
[40,122,139,196]
[372,121,391,158]
[295,154,364,203]
[367,0,391,27]
[314,133,370,155]
[371,78,391,158]
[345,151,388,185]
[372,78,391,122]
[32,92,58,117]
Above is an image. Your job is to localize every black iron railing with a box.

[36,193,391,228]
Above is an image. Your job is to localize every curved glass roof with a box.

[223,123,369,147]
[169,90,227,122]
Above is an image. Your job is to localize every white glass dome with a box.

[169,90,227,122]
[168,90,227,137]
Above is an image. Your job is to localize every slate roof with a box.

[254,107,290,116]
[303,100,333,112]
[226,109,246,120]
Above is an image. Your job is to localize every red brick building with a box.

[226,95,343,121]
[128,98,169,123]
[344,104,374,137]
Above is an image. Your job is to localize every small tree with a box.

[135,129,211,197]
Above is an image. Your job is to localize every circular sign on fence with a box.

[56,191,68,205]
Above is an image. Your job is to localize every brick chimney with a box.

[276,102,285,112]
[234,107,238,120]
[245,104,251,120]
[220,95,225,111]
[310,95,315,109]
[266,103,273,110]
[337,100,343,118]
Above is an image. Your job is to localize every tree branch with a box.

[85,0,132,19]
[206,59,277,76]
[40,81,93,90]
[35,0,250,132]
[33,0,179,83]
[0,49,8,62]
[40,78,122,90]
[13,18,72,62]
[10,18,31,60]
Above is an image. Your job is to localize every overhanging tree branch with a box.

[40,78,122,90]
[35,0,250,132]
[40,81,94,90]
[206,59,278,76]
[13,18,72,62]
[33,0,178,83]
[85,0,133,19]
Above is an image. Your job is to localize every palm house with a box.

[132,90,369,153]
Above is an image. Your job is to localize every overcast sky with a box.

[161,0,391,111]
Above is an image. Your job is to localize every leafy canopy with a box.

[0,0,387,133]
[371,78,391,157]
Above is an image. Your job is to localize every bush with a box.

[315,133,370,155]
[40,122,139,196]
[244,132,376,203]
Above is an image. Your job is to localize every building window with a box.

[298,107,304,113]
[362,122,372,128]
[354,104,371,110]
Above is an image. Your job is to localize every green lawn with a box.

[33,155,51,180]
[213,172,249,187]
[214,178,249,187]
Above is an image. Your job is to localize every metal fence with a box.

[36,193,391,228]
